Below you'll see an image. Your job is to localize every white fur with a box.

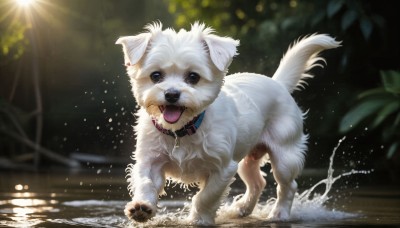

[116,22,341,225]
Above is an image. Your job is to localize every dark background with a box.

[1,0,399,184]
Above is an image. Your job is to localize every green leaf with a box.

[360,17,373,41]
[380,70,400,94]
[339,97,391,133]
[358,88,387,99]
[371,100,400,129]
[386,142,399,159]
[341,10,358,31]
[327,0,344,18]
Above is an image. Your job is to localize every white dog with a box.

[116,22,340,225]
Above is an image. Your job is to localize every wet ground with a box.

[0,167,399,227]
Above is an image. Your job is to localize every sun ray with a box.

[38,0,97,26]
[0,1,18,23]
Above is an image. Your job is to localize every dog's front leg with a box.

[189,160,238,225]
[124,159,166,223]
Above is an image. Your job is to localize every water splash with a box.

[128,137,371,226]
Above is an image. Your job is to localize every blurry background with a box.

[0,0,399,184]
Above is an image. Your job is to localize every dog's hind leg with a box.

[231,144,267,217]
[266,135,306,220]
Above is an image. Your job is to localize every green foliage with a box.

[326,0,385,41]
[340,71,400,158]
[167,0,326,74]
[0,21,29,62]
[167,0,388,73]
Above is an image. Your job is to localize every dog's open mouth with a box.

[159,105,185,124]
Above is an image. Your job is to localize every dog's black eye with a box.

[150,71,163,83]
[186,72,200,85]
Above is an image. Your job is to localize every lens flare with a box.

[16,0,36,7]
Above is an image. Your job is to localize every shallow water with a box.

[1,171,399,227]
[1,142,399,227]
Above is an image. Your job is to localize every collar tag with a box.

[173,132,180,148]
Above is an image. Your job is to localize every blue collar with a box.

[152,111,205,138]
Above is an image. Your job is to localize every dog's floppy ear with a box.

[203,34,239,72]
[115,33,151,66]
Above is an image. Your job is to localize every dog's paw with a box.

[124,200,156,222]
[267,205,290,221]
[188,212,215,226]
[236,204,253,217]
[230,199,253,217]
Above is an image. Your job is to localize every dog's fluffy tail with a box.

[272,34,341,93]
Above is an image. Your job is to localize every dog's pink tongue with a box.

[163,106,183,124]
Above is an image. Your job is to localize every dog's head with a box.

[116,22,239,131]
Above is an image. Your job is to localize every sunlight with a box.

[16,0,36,7]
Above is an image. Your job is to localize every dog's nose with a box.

[164,88,180,103]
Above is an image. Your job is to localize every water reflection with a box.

[14,184,29,191]
[0,190,60,227]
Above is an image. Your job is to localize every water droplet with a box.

[103,109,107,113]
[104,90,108,94]
[96,126,100,130]
[97,169,102,174]
[83,118,87,122]
[108,118,113,122]
[80,181,83,186]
